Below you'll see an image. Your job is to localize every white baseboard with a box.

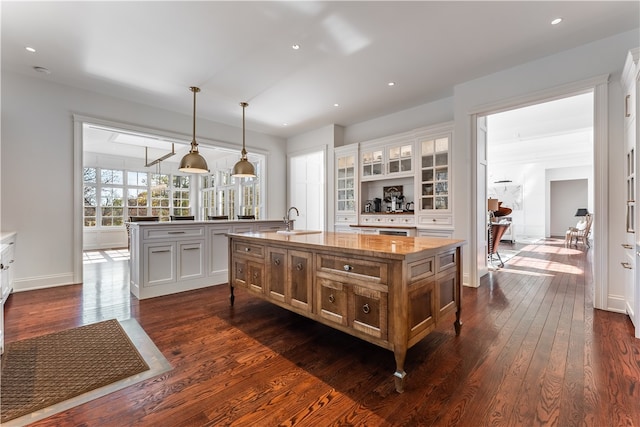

[13,273,75,293]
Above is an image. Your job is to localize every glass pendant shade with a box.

[178,86,209,174]
[232,102,256,178]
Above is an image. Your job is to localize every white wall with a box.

[1,71,286,291]
[550,179,588,237]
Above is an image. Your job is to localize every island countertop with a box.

[227,231,465,260]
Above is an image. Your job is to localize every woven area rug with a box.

[0,319,150,423]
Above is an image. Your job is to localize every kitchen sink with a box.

[276,230,322,235]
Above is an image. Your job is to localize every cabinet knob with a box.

[296,263,304,271]
[245,247,251,252]
[328,294,335,303]
[362,303,371,314]
[621,262,633,270]
[253,272,258,279]
[622,244,633,249]
[343,264,353,271]
[274,258,281,266]
[432,218,437,222]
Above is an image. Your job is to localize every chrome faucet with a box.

[283,206,299,231]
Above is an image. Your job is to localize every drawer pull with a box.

[183,247,199,251]
[621,262,633,270]
[343,264,353,271]
[244,247,251,252]
[362,303,371,314]
[151,249,170,253]
[296,263,304,271]
[274,258,281,266]
[432,218,437,222]
[237,267,243,274]
[168,231,186,234]
[253,272,259,279]
[622,243,633,249]
[328,294,335,303]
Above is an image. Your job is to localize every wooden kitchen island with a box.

[228,231,465,392]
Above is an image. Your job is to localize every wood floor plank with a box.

[4,239,639,426]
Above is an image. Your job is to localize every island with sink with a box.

[228,231,465,392]
[128,219,288,299]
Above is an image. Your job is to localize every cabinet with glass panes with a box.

[360,132,414,181]
[335,144,359,230]
[415,123,453,229]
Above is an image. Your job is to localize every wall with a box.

[550,179,588,237]
[1,71,286,291]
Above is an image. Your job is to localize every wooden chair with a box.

[566,213,593,248]
[170,215,195,221]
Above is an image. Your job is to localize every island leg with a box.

[393,349,407,393]
[454,312,462,335]
[229,283,235,306]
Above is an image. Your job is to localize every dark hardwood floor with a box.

[4,240,640,426]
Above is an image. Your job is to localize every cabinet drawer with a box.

[316,254,388,285]
[232,240,265,259]
[387,216,414,225]
[436,249,458,273]
[418,215,452,227]
[144,226,205,240]
[336,214,357,224]
[361,216,385,225]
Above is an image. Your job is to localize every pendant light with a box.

[179,86,209,174]
[232,102,256,178]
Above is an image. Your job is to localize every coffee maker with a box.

[373,198,382,213]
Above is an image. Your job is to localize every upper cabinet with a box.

[418,134,450,212]
[360,132,415,181]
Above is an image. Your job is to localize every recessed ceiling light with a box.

[292,44,300,50]
[283,123,288,126]
[25,46,36,53]
[388,82,396,87]
[33,66,51,74]
[334,103,340,107]
[551,17,563,25]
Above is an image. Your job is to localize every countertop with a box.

[228,231,465,260]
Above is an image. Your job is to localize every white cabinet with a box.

[415,123,454,235]
[360,132,415,181]
[335,144,359,228]
[1,232,16,354]
[130,220,286,299]
[622,47,640,338]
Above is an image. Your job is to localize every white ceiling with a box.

[3,1,639,143]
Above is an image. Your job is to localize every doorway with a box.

[288,149,326,231]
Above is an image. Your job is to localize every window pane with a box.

[83,167,97,183]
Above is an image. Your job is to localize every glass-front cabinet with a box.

[335,144,359,230]
[360,132,415,181]
[420,137,449,211]
[415,123,454,231]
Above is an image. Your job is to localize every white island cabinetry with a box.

[130,220,285,299]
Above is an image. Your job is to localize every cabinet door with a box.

[208,226,232,276]
[419,135,450,211]
[387,143,413,175]
[143,243,176,287]
[287,249,313,311]
[247,261,265,294]
[317,277,348,326]
[178,240,205,281]
[351,284,388,340]
[267,247,287,302]
[361,149,384,178]
[336,152,357,214]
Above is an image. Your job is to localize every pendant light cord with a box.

[190,87,200,152]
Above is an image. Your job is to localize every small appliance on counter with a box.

[373,198,382,213]
[364,201,373,213]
